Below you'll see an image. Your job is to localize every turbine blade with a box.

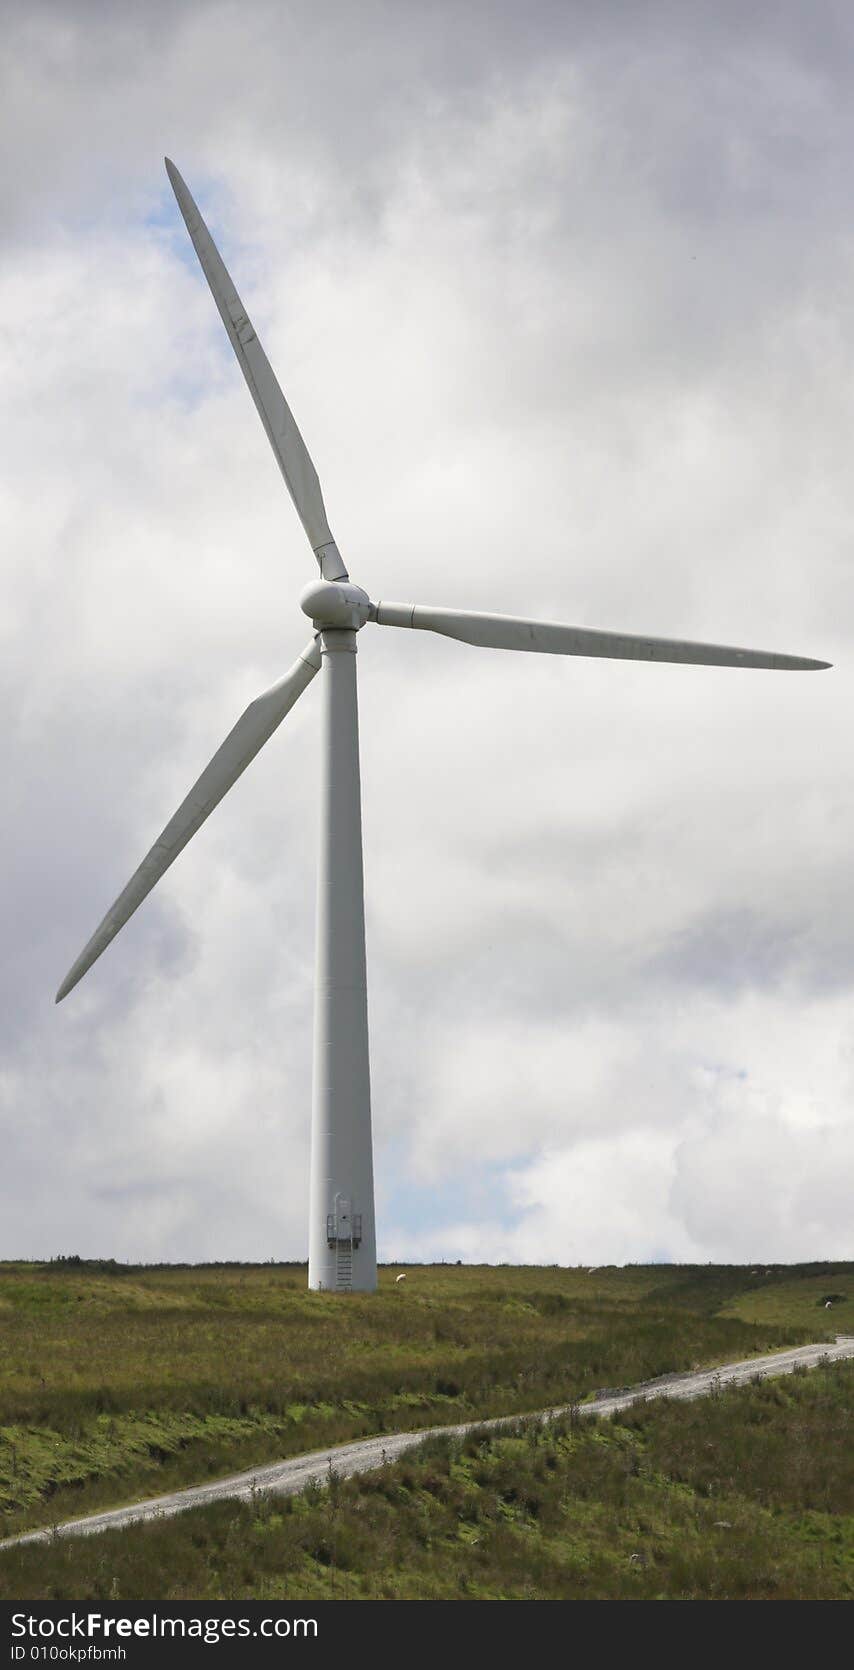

[56,639,322,1003]
[372,603,831,671]
[164,158,346,582]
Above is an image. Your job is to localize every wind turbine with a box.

[56,158,831,1293]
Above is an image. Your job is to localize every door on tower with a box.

[326,1194,363,1292]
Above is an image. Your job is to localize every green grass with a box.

[3,1358,851,1600]
[719,1271,854,1333]
[0,1259,848,1545]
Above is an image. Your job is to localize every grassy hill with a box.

[2,1356,851,1600]
[0,1259,850,1562]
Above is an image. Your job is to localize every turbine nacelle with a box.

[300,578,372,631]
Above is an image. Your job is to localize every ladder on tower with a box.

[335,1238,353,1292]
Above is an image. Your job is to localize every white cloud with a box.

[2,0,853,1265]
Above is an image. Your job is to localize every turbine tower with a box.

[55,159,831,1293]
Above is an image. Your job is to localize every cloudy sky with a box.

[2,0,852,1268]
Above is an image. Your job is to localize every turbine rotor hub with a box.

[300,579,372,631]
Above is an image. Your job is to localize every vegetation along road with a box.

[4,1336,851,1550]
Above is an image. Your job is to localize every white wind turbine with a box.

[56,159,831,1293]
